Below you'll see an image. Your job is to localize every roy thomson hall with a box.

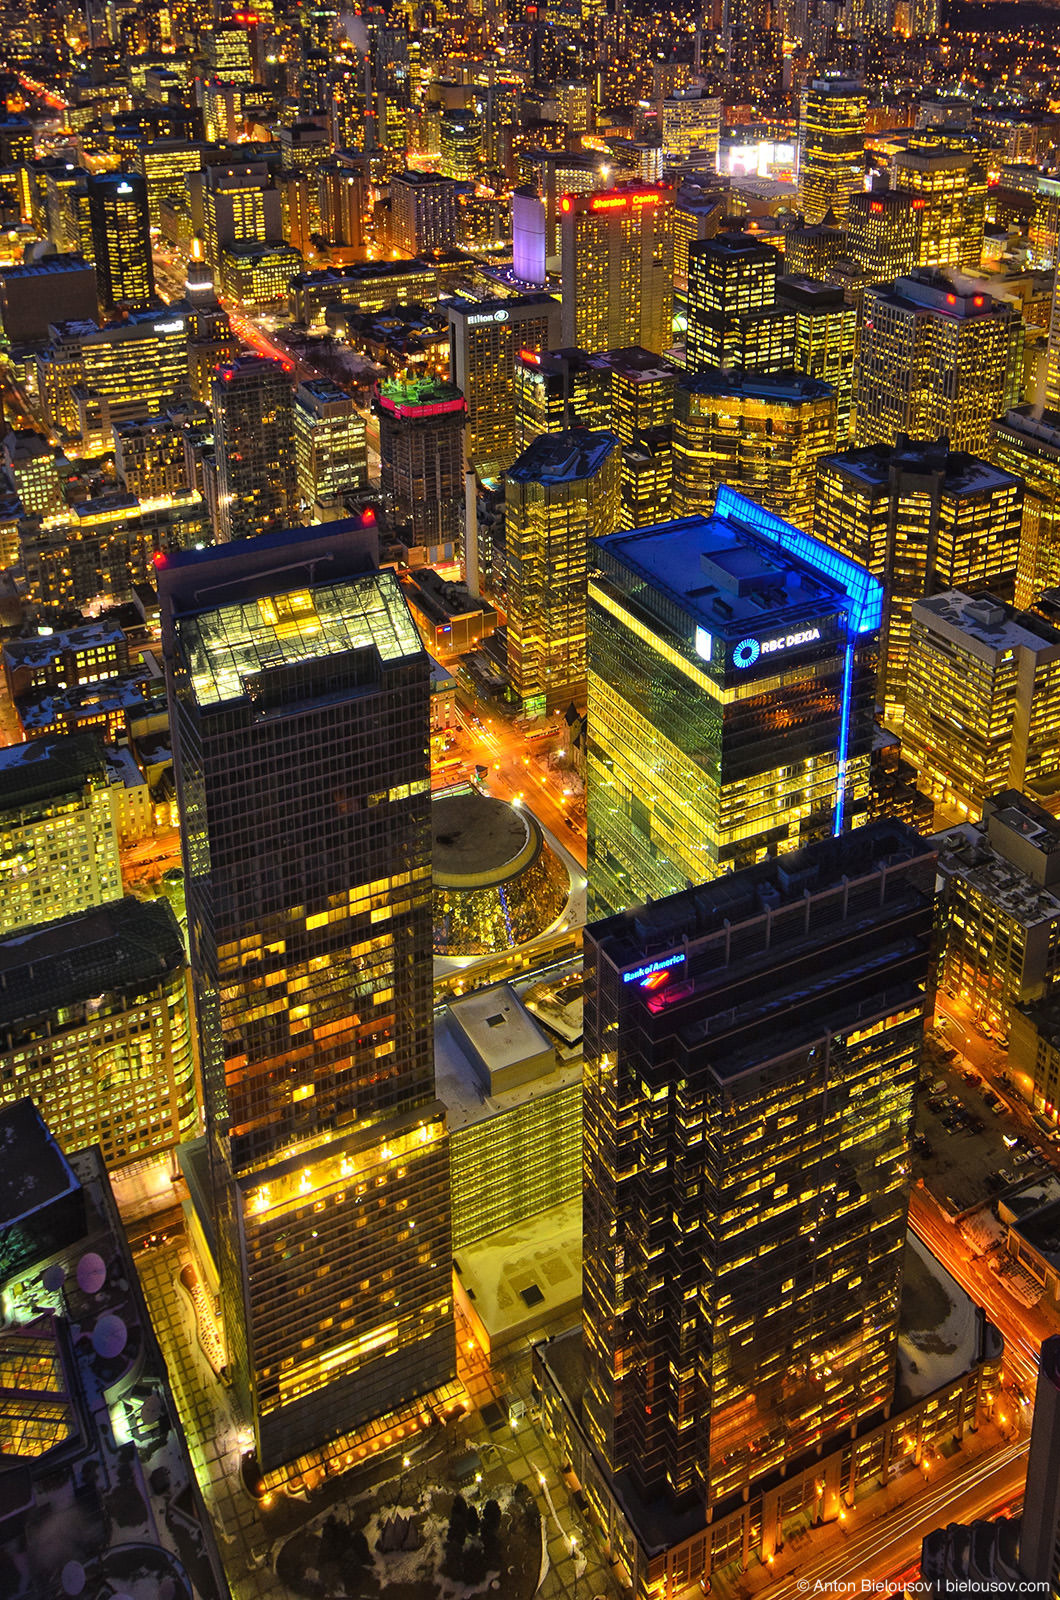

[533,822,1004,1599]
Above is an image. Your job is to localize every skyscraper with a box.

[685,233,795,375]
[87,171,155,314]
[796,75,867,226]
[292,378,368,514]
[375,376,466,552]
[586,487,882,915]
[580,820,934,1521]
[904,590,1060,819]
[160,522,455,1471]
[447,294,561,480]
[212,355,295,543]
[854,272,1023,455]
[894,134,986,272]
[506,429,620,716]
[560,185,674,357]
[846,189,924,281]
[995,406,1060,607]
[673,369,836,529]
[814,439,1023,726]
[778,276,858,439]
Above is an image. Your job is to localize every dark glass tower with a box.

[582,821,936,1515]
[587,487,883,917]
[160,522,455,1471]
[88,170,155,314]
[212,354,295,544]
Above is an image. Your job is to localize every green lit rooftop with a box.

[177,568,423,708]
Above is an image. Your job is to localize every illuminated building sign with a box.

[694,626,712,661]
[732,626,821,669]
[467,308,510,326]
[153,319,186,334]
[589,192,662,212]
[622,952,685,985]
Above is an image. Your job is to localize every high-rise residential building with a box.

[0,732,122,937]
[389,171,463,255]
[586,486,882,914]
[88,171,155,314]
[579,819,934,1521]
[905,590,1060,819]
[854,272,1023,456]
[796,75,867,225]
[673,370,836,529]
[292,379,368,513]
[319,158,366,250]
[212,355,295,543]
[846,189,924,280]
[995,406,1060,607]
[814,439,1023,726]
[0,897,196,1169]
[506,429,620,716]
[560,184,674,357]
[2,429,64,516]
[778,275,857,438]
[685,232,795,374]
[375,376,466,552]
[894,134,987,271]
[447,294,562,480]
[933,793,1060,1035]
[160,522,456,1471]
[113,414,191,501]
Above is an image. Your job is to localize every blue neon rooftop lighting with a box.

[712,485,884,636]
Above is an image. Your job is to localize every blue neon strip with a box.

[833,636,856,837]
[713,485,884,636]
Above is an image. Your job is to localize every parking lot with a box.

[913,1028,1053,1216]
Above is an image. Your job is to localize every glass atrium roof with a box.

[178,570,422,707]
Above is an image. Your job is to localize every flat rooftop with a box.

[0,1099,79,1225]
[913,590,1060,659]
[678,367,831,403]
[508,427,618,485]
[0,897,185,1027]
[821,439,1017,496]
[3,621,126,670]
[0,730,107,812]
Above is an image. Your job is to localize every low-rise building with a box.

[2,620,129,702]
[401,568,498,656]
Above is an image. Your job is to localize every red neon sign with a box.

[518,348,541,364]
[589,192,662,212]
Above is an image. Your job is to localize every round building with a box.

[432,791,570,956]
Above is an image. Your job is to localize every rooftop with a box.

[997,405,1060,458]
[678,367,833,403]
[873,270,1008,318]
[0,897,185,1027]
[3,621,126,672]
[912,590,1060,660]
[375,375,465,419]
[593,485,883,640]
[507,427,618,485]
[0,1099,78,1226]
[0,731,107,812]
[432,792,535,884]
[821,437,1017,495]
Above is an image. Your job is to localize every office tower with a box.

[594,347,679,530]
[660,90,721,168]
[506,429,620,716]
[447,294,562,480]
[784,215,849,280]
[160,524,456,1471]
[212,355,295,543]
[814,440,1023,726]
[137,139,207,230]
[560,185,674,357]
[390,171,462,255]
[580,819,933,1516]
[1043,270,1060,415]
[854,272,1023,456]
[207,19,255,79]
[440,109,482,180]
[586,486,882,914]
[376,376,466,550]
[673,370,836,530]
[796,75,867,226]
[201,162,282,272]
[87,171,155,314]
[893,134,987,271]
[0,1100,229,1600]
[36,310,192,446]
[995,407,1060,608]
[0,733,122,937]
[113,414,190,500]
[779,277,857,439]
[0,898,195,1169]
[2,429,64,516]
[1012,996,1060,1132]
[685,233,795,375]
[319,158,366,250]
[933,794,1060,1036]
[846,189,923,281]
[293,379,368,513]
[672,185,725,316]
[904,591,1060,819]
[1012,1338,1060,1590]
[0,253,98,345]
[514,347,608,452]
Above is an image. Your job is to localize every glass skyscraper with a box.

[587,486,882,917]
[160,522,455,1471]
